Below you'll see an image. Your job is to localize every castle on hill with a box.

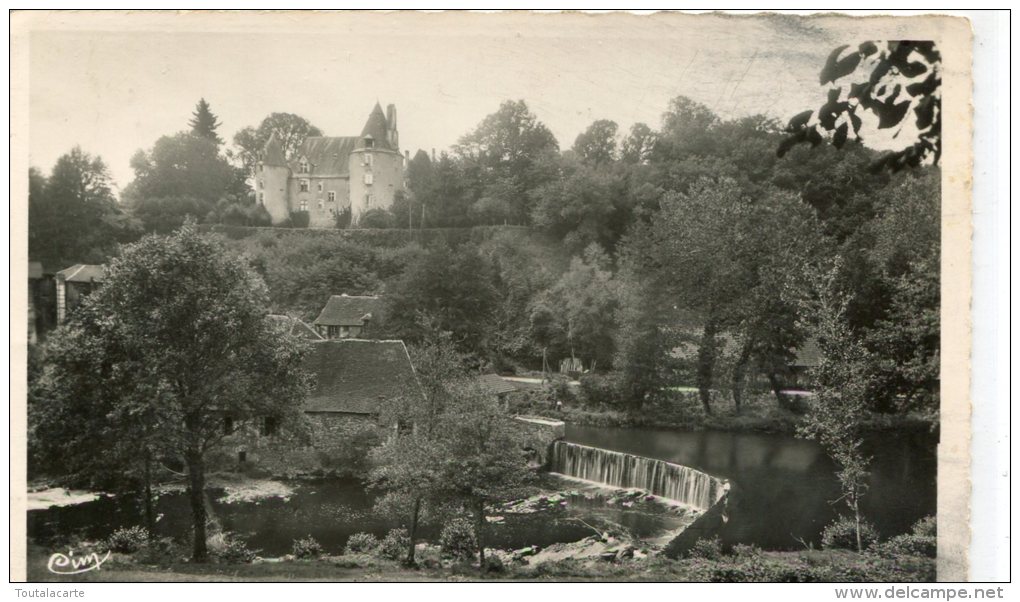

[254,102,406,227]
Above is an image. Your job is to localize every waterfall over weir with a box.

[549,441,725,511]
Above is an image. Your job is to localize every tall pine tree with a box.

[189,98,223,145]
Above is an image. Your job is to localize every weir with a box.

[548,440,726,511]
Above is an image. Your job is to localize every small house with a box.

[312,294,383,339]
[55,264,105,325]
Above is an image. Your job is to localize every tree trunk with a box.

[405,497,421,567]
[185,448,208,562]
[766,372,797,412]
[696,319,718,416]
[143,451,155,540]
[731,336,754,413]
[853,497,863,554]
[475,499,486,570]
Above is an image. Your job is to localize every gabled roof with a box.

[262,133,288,167]
[291,136,361,176]
[55,264,105,283]
[304,339,417,414]
[313,295,382,327]
[475,373,519,396]
[268,314,323,340]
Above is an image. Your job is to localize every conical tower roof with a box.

[360,102,393,150]
[262,132,288,166]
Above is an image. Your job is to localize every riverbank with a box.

[26,545,934,582]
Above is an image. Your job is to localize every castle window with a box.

[364,173,374,186]
[223,416,234,435]
[261,416,280,437]
[300,200,308,212]
[328,191,336,202]
[317,182,323,192]
[258,179,264,189]
[318,200,324,212]
[298,160,309,173]
[365,153,373,167]
[300,179,309,192]
[364,138,375,149]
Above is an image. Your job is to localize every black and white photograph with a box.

[9,9,1002,588]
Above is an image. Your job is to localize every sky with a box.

[24,12,928,193]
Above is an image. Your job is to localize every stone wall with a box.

[511,415,566,467]
[211,412,383,477]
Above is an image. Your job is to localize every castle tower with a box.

[349,102,405,226]
[256,133,292,224]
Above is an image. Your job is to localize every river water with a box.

[28,426,936,554]
[564,425,937,550]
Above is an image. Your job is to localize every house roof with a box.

[268,314,323,340]
[313,294,382,327]
[292,136,361,176]
[304,339,417,414]
[55,264,105,283]
[475,373,519,396]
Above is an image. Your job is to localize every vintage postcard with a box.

[10,10,979,586]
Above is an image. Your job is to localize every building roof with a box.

[55,264,105,283]
[313,294,382,327]
[292,136,361,176]
[268,314,324,340]
[304,339,417,414]
[475,373,520,396]
[360,102,395,151]
[262,133,288,167]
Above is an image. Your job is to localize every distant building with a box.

[55,264,105,325]
[267,314,323,340]
[312,294,383,339]
[254,102,406,228]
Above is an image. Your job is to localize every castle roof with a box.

[304,339,417,414]
[262,133,288,166]
[313,294,383,327]
[360,102,395,151]
[292,136,361,176]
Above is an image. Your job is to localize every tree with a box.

[798,265,873,553]
[32,222,311,561]
[620,122,656,164]
[369,329,466,566]
[384,245,498,353]
[455,100,559,224]
[780,41,942,172]
[189,98,223,145]
[28,148,141,268]
[232,113,324,172]
[572,119,618,166]
[358,207,395,229]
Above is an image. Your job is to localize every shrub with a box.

[292,535,324,559]
[344,532,379,555]
[289,210,310,228]
[729,543,763,559]
[875,533,937,558]
[687,536,723,560]
[912,515,936,538]
[378,528,410,561]
[579,373,618,407]
[439,518,477,561]
[105,526,149,553]
[210,531,259,563]
[134,536,180,565]
[821,515,879,551]
[483,554,505,573]
[358,208,395,229]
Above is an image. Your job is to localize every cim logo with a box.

[47,549,111,575]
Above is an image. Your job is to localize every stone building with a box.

[217,338,417,475]
[254,102,406,228]
[312,294,383,339]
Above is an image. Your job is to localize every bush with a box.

[105,526,149,553]
[209,531,259,563]
[292,535,324,559]
[344,532,379,555]
[289,210,310,228]
[821,515,879,551]
[378,528,410,561]
[134,536,180,565]
[439,518,477,561]
[911,515,936,538]
[358,208,395,229]
[483,554,505,573]
[875,533,936,558]
[579,373,618,407]
[687,536,723,560]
